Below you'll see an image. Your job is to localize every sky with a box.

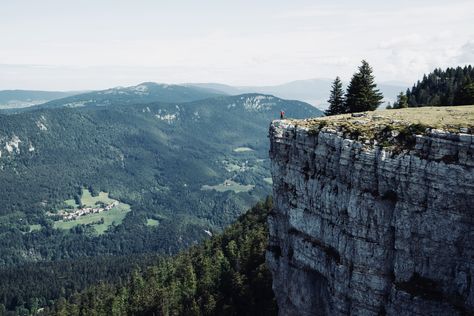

[1,0,473,90]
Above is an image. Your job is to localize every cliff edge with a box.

[267,106,474,315]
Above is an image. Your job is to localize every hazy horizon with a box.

[0,77,410,93]
[1,0,473,90]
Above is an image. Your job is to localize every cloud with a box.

[455,41,474,64]
[1,0,473,89]
[379,34,423,49]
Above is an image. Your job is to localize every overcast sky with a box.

[1,0,473,90]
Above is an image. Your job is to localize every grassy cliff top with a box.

[282,105,473,149]
[291,105,474,135]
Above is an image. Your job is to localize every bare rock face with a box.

[267,120,474,315]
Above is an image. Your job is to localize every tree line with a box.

[389,65,474,109]
[324,63,474,115]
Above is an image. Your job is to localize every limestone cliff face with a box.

[267,120,474,315]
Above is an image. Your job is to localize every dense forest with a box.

[0,91,319,314]
[1,198,276,315]
[391,65,474,108]
[0,93,319,266]
[0,101,261,267]
[0,254,161,314]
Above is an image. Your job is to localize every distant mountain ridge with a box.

[187,79,408,109]
[0,90,81,109]
[2,78,406,113]
[30,82,224,110]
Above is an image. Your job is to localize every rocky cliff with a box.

[266,107,474,315]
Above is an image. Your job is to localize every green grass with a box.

[64,199,79,208]
[146,218,160,227]
[80,190,115,207]
[263,177,273,185]
[295,105,474,133]
[290,105,474,150]
[233,147,254,152]
[29,224,42,232]
[54,203,131,235]
[222,160,244,172]
[53,189,131,235]
[201,179,254,193]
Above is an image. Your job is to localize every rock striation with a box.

[267,118,474,315]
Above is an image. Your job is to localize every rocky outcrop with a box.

[267,119,474,315]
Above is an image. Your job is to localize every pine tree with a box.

[454,82,474,105]
[393,92,408,109]
[406,65,474,107]
[325,77,345,115]
[344,60,384,112]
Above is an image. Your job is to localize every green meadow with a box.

[53,189,131,235]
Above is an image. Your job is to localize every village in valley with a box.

[42,188,132,234]
[53,200,120,221]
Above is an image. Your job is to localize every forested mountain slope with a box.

[0,93,320,267]
[47,199,276,316]
[0,89,319,313]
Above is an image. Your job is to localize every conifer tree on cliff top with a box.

[345,60,384,112]
[325,76,345,116]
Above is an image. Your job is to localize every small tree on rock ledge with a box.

[392,91,409,109]
[325,76,345,116]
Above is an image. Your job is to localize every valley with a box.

[0,87,321,304]
[0,86,320,312]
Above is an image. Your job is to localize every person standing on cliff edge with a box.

[280,110,285,119]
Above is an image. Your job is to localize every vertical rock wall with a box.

[267,120,474,315]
